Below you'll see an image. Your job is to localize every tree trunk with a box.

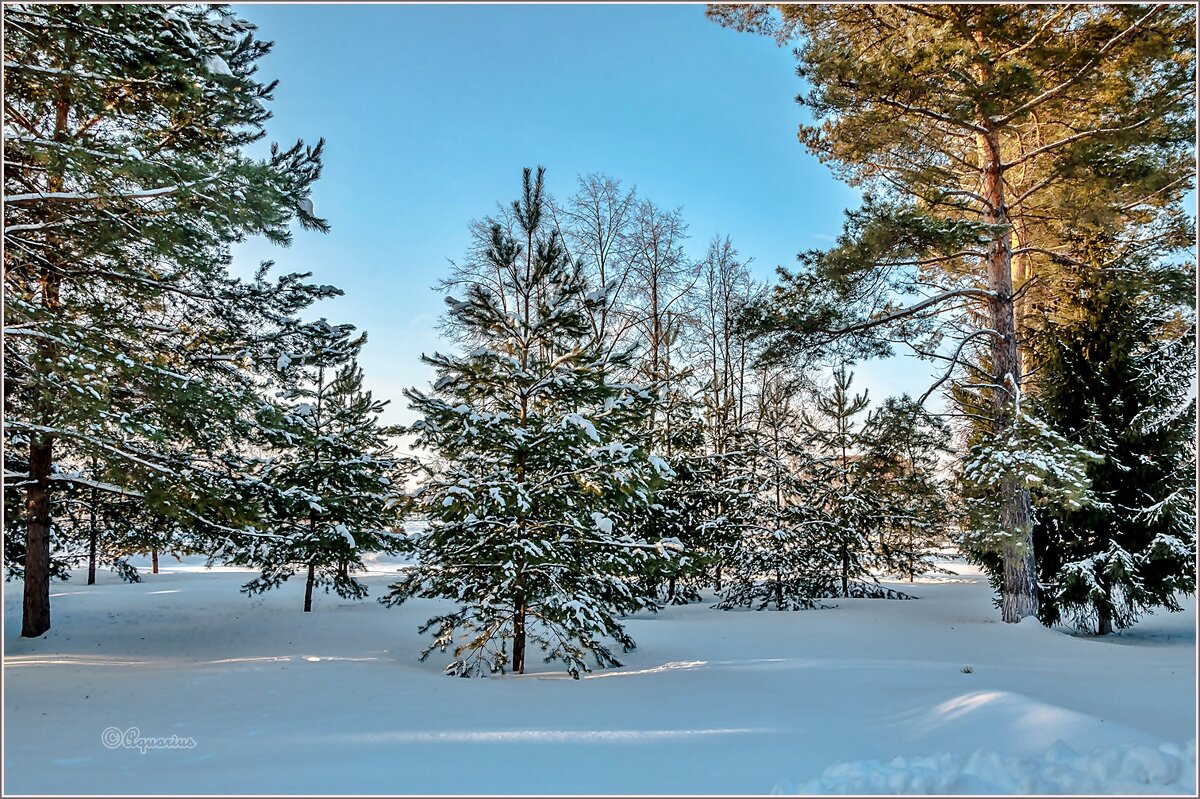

[87,495,98,586]
[667,574,677,602]
[21,59,71,639]
[512,576,526,674]
[840,543,850,598]
[22,438,53,637]
[303,562,315,612]
[977,120,1037,624]
[86,476,98,585]
[1097,581,1113,635]
[151,549,159,574]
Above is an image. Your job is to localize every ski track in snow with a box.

[4,556,1194,794]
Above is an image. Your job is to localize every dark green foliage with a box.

[1033,256,1196,633]
[859,395,953,581]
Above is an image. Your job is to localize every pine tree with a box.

[382,168,676,678]
[628,376,714,605]
[801,366,903,599]
[859,396,953,581]
[1032,254,1196,634]
[718,372,833,611]
[235,322,408,611]
[3,4,334,636]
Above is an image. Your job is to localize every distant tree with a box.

[800,367,907,599]
[718,372,833,611]
[860,396,953,581]
[383,168,676,678]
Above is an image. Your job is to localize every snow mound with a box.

[777,739,1197,795]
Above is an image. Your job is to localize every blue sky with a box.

[229,2,938,427]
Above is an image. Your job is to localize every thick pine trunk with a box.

[22,438,53,637]
[303,562,315,612]
[151,549,159,574]
[21,65,71,638]
[978,123,1037,623]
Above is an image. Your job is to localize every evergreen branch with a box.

[991,5,1167,126]
[918,329,1001,405]
[47,474,145,497]
[869,95,988,135]
[5,421,174,474]
[1002,119,1152,170]
[6,175,218,205]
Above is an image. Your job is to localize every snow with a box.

[785,739,1196,795]
[204,55,233,78]
[4,556,1194,794]
[591,511,614,535]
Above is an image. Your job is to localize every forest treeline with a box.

[3,4,1194,677]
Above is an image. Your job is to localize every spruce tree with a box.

[382,168,675,678]
[1032,255,1196,634]
[3,4,333,636]
[801,366,900,599]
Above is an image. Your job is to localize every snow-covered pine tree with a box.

[859,395,953,581]
[3,4,334,636]
[801,366,902,599]
[960,406,1101,604]
[718,372,833,611]
[628,373,713,605]
[1032,256,1196,634]
[383,167,676,678]
[235,321,408,611]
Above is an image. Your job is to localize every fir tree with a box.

[801,366,901,599]
[1032,255,1196,634]
[382,168,675,678]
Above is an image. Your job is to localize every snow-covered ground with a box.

[4,554,1195,795]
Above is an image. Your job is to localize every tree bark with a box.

[303,562,315,612]
[151,548,159,574]
[512,577,526,674]
[21,73,69,638]
[977,120,1038,623]
[22,438,53,637]
[87,486,98,586]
